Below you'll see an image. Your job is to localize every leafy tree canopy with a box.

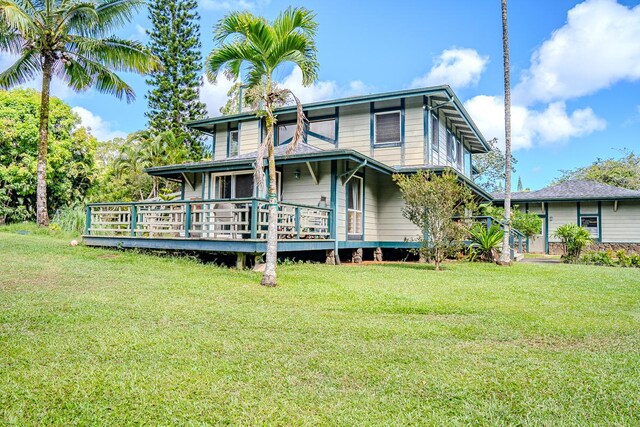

[554,150,640,190]
[0,89,96,222]
[473,138,517,193]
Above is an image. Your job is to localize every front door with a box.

[528,217,546,253]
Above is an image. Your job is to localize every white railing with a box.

[86,198,331,241]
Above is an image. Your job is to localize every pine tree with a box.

[517,176,523,192]
[146,0,208,159]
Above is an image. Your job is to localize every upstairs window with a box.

[308,118,336,143]
[374,111,401,145]
[457,139,463,169]
[276,123,295,145]
[228,129,239,157]
[431,113,439,153]
[446,130,455,162]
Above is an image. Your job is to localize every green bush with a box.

[580,250,640,268]
[469,224,504,262]
[51,205,86,235]
[554,224,592,263]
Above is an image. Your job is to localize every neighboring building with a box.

[492,180,640,254]
[84,86,497,261]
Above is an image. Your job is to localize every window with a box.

[446,130,456,162]
[580,216,599,237]
[431,113,439,153]
[228,129,239,157]
[276,123,295,145]
[347,176,363,237]
[374,111,401,145]
[308,118,336,142]
[213,173,253,199]
[457,139,463,169]
[464,147,472,176]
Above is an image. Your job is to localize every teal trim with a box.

[597,201,602,242]
[202,173,206,200]
[338,241,421,249]
[544,205,549,254]
[369,102,374,155]
[180,180,185,200]
[295,207,301,238]
[130,204,137,237]
[335,107,340,147]
[400,98,406,165]
[85,206,91,234]
[431,111,440,163]
[250,199,258,239]
[423,95,429,165]
[370,100,405,149]
[184,202,191,238]
[211,124,216,159]
[577,202,581,225]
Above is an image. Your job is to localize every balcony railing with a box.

[85,198,331,241]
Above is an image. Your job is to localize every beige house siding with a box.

[377,175,421,241]
[238,120,260,155]
[280,163,331,207]
[337,104,370,154]
[403,97,424,167]
[601,201,640,242]
[364,169,379,241]
[547,203,577,243]
[183,173,203,200]
[214,123,228,160]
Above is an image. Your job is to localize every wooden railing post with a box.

[509,232,515,260]
[250,199,258,239]
[184,202,191,238]
[85,205,91,235]
[130,204,137,237]
[295,207,301,239]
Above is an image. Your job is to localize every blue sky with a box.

[3,0,640,190]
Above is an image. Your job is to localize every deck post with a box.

[85,206,91,235]
[250,199,258,239]
[130,204,137,237]
[236,252,246,269]
[295,207,301,239]
[184,202,191,238]
[509,233,515,260]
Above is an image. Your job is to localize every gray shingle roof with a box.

[228,142,324,160]
[492,179,640,201]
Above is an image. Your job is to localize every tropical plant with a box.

[469,224,504,262]
[554,224,592,262]
[394,170,476,271]
[498,0,513,265]
[0,89,96,223]
[0,0,159,226]
[478,203,542,242]
[146,0,208,158]
[206,7,319,286]
[51,204,86,234]
[472,137,517,192]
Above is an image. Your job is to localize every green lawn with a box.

[1,228,639,426]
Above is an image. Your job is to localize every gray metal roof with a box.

[492,180,640,201]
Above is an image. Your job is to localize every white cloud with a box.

[464,95,605,151]
[515,0,640,104]
[199,66,372,116]
[411,48,488,90]
[201,0,270,11]
[72,106,127,141]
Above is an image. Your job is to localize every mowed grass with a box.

[1,229,640,426]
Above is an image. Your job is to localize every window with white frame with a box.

[580,216,599,237]
[213,172,254,199]
[228,129,239,157]
[374,111,401,145]
[457,139,463,169]
[347,176,363,237]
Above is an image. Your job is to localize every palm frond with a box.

[281,88,306,156]
[0,49,40,88]
[0,21,24,54]
[67,36,159,73]
[62,50,136,101]
[206,41,259,83]
[90,0,146,36]
[0,0,38,35]
[273,7,317,39]
[54,1,98,34]
[213,10,262,44]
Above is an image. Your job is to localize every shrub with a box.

[469,224,504,262]
[581,250,640,268]
[554,224,592,263]
[51,205,86,235]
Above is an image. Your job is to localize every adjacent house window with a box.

[228,129,239,157]
[580,216,599,237]
[347,176,363,238]
[308,118,336,142]
[374,111,401,145]
[431,113,439,154]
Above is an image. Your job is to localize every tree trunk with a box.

[261,139,278,287]
[499,0,513,265]
[36,57,54,226]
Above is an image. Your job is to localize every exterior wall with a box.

[183,173,203,200]
[364,168,379,241]
[403,97,424,167]
[601,200,640,243]
[238,120,260,155]
[214,123,228,160]
[547,202,577,243]
[376,174,421,242]
[280,162,331,207]
[337,104,370,154]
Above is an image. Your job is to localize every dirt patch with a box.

[97,254,120,260]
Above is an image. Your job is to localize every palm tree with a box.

[206,7,319,287]
[0,0,159,226]
[498,0,513,265]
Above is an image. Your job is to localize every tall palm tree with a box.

[499,0,513,264]
[206,7,319,287]
[0,0,159,226]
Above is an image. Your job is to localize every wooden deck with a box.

[84,198,333,253]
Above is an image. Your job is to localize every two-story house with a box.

[84,85,495,263]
